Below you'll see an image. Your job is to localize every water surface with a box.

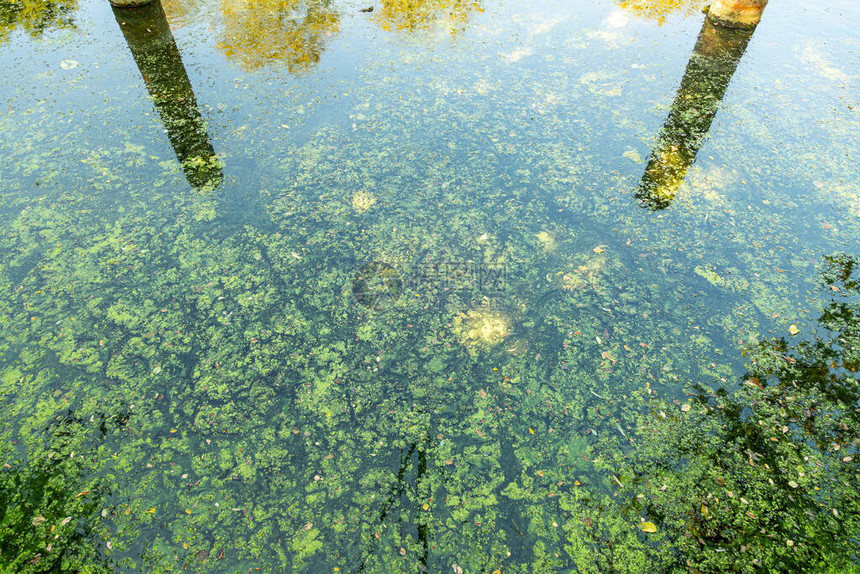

[1,0,859,571]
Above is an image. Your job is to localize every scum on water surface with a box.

[0,0,859,571]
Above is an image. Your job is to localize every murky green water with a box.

[1,0,859,571]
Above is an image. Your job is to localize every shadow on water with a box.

[635,16,757,210]
[112,0,223,190]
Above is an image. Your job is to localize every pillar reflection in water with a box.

[635,17,755,210]
[113,0,222,189]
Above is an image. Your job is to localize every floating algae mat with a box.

[1,0,859,571]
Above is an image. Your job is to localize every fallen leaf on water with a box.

[639,521,657,533]
[680,404,691,412]
[529,427,535,435]
[745,378,763,390]
[593,245,608,254]
[60,59,78,69]
[32,516,46,527]
[788,324,800,335]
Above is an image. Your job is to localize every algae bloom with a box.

[535,230,557,252]
[453,306,512,352]
[352,190,377,213]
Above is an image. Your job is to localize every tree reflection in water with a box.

[0,0,76,45]
[616,0,704,25]
[0,407,128,572]
[626,254,860,571]
[218,0,340,73]
[373,0,483,38]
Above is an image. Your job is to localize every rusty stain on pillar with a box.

[708,0,768,29]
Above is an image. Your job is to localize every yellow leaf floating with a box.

[789,324,800,335]
[528,427,535,435]
[639,521,657,533]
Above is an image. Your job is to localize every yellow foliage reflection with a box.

[616,0,705,24]
[218,0,339,73]
[0,0,77,45]
[160,0,207,28]
[374,0,482,38]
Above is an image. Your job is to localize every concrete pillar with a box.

[636,18,754,210]
[109,0,153,7]
[708,0,768,29]
[112,1,223,189]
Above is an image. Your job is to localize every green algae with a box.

[1,0,859,571]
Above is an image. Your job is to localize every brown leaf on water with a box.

[745,377,763,390]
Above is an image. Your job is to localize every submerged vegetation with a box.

[0,0,859,571]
